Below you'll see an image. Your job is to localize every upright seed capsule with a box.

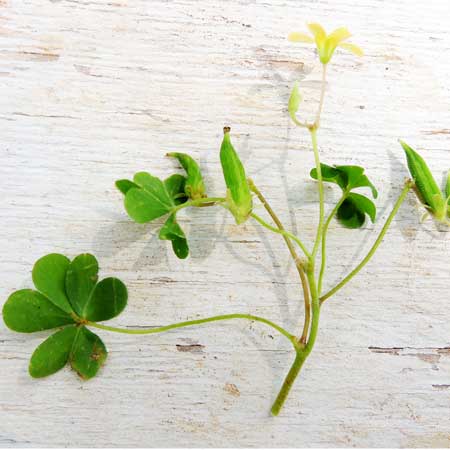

[220,127,253,224]
[400,140,447,222]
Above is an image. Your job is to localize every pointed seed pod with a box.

[166,152,206,200]
[220,127,253,224]
[400,140,447,222]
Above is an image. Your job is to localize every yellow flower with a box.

[288,23,363,64]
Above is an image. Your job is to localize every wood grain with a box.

[1,0,450,447]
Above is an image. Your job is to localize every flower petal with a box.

[307,23,326,43]
[338,42,364,57]
[288,32,314,43]
[327,27,351,45]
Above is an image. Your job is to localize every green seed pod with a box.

[166,152,206,200]
[400,140,447,222]
[220,127,253,224]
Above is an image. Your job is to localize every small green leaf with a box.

[167,152,206,200]
[124,172,175,223]
[83,277,128,322]
[70,326,107,380]
[159,214,189,259]
[310,164,378,198]
[164,174,188,205]
[116,179,139,195]
[337,193,376,229]
[220,128,253,224]
[336,166,378,198]
[3,289,75,333]
[32,253,72,313]
[288,82,302,123]
[29,326,78,378]
[65,254,99,317]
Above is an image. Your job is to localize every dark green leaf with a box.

[337,193,376,229]
[3,289,75,333]
[116,179,139,195]
[164,174,188,205]
[167,152,206,200]
[70,326,107,380]
[66,253,99,317]
[29,326,77,378]
[159,214,189,259]
[83,277,128,322]
[311,164,378,198]
[32,253,72,313]
[124,172,175,223]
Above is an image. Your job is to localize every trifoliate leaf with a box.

[167,152,206,200]
[336,193,376,229]
[3,253,128,381]
[66,253,99,317]
[32,253,72,313]
[310,164,378,198]
[159,214,189,259]
[3,289,75,333]
[29,326,78,378]
[70,326,107,380]
[83,277,128,322]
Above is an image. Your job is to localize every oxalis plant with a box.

[3,23,450,415]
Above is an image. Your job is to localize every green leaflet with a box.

[65,253,99,317]
[3,253,127,380]
[337,193,376,229]
[220,128,253,224]
[70,326,107,380]
[159,214,189,259]
[164,174,188,205]
[29,326,78,378]
[3,289,75,333]
[310,163,378,228]
[124,172,176,223]
[32,253,72,313]
[167,152,206,200]
[400,141,447,222]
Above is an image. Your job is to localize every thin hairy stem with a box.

[250,212,311,259]
[320,181,413,303]
[318,195,346,294]
[310,127,325,262]
[315,64,327,127]
[87,313,298,350]
[248,180,311,345]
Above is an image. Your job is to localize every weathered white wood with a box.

[1,0,450,446]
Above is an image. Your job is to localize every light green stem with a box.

[250,212,311,259]
[320,181,413,303]
[87,313,298,350]
[271,265,320,415]
[318,195,346,294]
[310,127,324,262]
[173,196,226,213]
